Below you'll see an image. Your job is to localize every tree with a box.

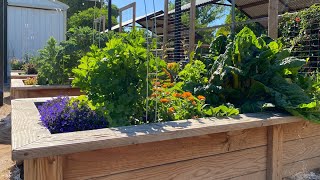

[68,6,119,30]
[216,9,266,36]
[59,0,103,18]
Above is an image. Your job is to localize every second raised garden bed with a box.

[12,97,320,180]
[10,79,82,99]
[10,70,37,79]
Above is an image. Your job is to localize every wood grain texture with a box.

[90,146,267,180]
[86,146,267,180]
[267,125,283,180]
[283,156,320,178]
[64,128,267,179]
[229,171,266,180]
[11,97,303,161]
[10,79,82,99]
[24,156,63,180]
[283,121,320,141]
[283,135,320,164]
[268,0,279,39]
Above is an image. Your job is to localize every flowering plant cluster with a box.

[38,96,108,134]
[149,81,239,122]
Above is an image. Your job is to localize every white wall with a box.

[7,6,66,61]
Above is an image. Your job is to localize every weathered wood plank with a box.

[24,156,63,180]
[283,156,320,178]
[267,125,283,180]
[283,121,320,141]
[11,79,82,99]
[64,128,267,179]
[229,171,266,180]
[268,0,279,39]
[14,111,301,160]
[79,146,267,180]
[12,97,303,160]
[283,135,320,164]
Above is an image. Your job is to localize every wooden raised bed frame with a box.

[12,98,320,180]
[10,70,37,79]
[10,79,81,99]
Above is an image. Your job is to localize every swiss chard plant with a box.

[207,27,320,122]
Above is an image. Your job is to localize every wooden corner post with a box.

[267,125,283,180]
[24,156,64,180]
[189,0,196,57]
[268,0,279,39]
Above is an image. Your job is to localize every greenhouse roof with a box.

[8,0,69,11]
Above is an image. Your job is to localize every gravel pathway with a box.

[0,86,21,180]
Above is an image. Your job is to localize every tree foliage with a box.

[68,6,119,30]
[216,9,266,36]
[59,0,102,18]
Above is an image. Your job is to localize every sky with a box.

[112,0,228,25]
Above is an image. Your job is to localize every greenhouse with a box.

[1,0,320,179]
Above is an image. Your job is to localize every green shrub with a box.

[73,31,157,127]
[23,63,37,74]
[10,59,24,70]
[36,37,69,85]
[60,27,113,76]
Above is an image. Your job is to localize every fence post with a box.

[267,124,283,180]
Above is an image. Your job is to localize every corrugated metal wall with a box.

[7,5,66,61]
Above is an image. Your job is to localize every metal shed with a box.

[7,0,68,69]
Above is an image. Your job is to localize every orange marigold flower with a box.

[151,93,158,98]
[173,93,181,98]
[160,98,170,103]
[182,92,192,98]
[197,95,206,101]
[168,107,175,113]
[165,91,170,95]
[188,97,195,101]
[162,84,168,88]
[153,82,161,86]
[192,101,197,106]
[295,17,301,22]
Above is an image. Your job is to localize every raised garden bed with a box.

[12,97,320,180]
[10,79,82,99]
[10,71,37,80]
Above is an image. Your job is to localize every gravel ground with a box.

[0,85,21,180]
[285,169,320,180]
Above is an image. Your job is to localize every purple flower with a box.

[38,96,108,134]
